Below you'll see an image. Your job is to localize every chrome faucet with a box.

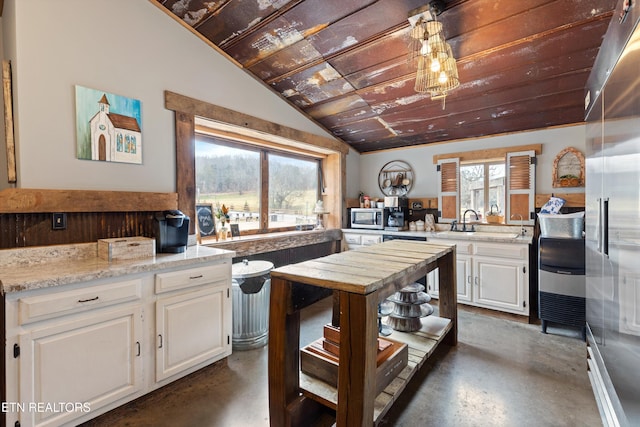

[462,209,479,232]
[511,213,525,235]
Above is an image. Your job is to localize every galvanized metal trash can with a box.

[231,259,274,350]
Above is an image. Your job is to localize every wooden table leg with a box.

[436,248,458,346]
[268,277,300,427]
[337,290,378,427]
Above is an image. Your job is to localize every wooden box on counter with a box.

[98,236,155,261]
[300,329,408,396]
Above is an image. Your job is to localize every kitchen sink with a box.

[435,231,520,239]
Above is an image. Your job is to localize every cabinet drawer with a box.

[361,235,382,245]
[155,262,230,294]
[475,243,528,260]
[344,234,362,245]
[19,279,142,325]
[429,239,473,255]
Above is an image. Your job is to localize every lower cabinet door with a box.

[426,257,471,302]
[456,255,473,303]
[19,306,143,427]
[474,256,528,314]
[426,268,439,297]
[155,285,231,382]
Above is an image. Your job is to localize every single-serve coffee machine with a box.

[154,210,190,253]
[384,196,409,231]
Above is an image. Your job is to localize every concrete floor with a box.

[82,298,601,427]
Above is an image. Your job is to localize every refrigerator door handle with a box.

[603,198,609,258]
[597,198,602,253]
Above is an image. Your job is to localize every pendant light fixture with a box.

[408,2,460,108]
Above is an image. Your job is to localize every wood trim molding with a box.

[175,111,196,229]
[165,90,347,231]
[0,188,177,213]
[165,91,349,155]
[535,193,585,208]
[432,144,542,164]
[3,60,16,183]
[204,229,342,258]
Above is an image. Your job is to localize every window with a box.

[437,148,536,225]
[195,135,320,235]
[268,153,319,228]
[460,161,505,220]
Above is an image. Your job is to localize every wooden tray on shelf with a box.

[301,337,408,396]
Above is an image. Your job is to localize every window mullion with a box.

[260,150,269,232]
[484,163,490,215]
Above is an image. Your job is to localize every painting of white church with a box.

[75,85,142,164]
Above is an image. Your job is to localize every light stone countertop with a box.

[0,243,235,294]
[342,226,534,244]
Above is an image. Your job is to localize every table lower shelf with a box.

[299,315,452,425]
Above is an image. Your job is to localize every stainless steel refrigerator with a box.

[584,2,640,425]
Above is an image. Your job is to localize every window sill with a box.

[200,229,342,258]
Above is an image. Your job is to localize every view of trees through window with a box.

[459,162,506,220]
[195,137,319,233]
[267,153,319,228]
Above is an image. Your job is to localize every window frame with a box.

[435,145,538,226]
[459,159,506,219]
[195,133,323,236]
[165,90,349,236]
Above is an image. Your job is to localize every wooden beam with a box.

[0,188,177,213]
[3,60,16,183]
[165,90,349,155]
[175,112,196,233]
[536,192,585,208]
[433,144,542,164]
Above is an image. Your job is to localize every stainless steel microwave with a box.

[350,208,385,229]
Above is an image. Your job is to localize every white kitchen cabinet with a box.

[426,268,439,295]
[8,279,144,427]
[428,239,529,315]
[426,256,472,303]
[474,256,527,314]
[154,263,232,383]
[4,257,233,427]
[18,305,143,427]
[342,232,382,250]
[155,284,231,382]
[427,241,473,304]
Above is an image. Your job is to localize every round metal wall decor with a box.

[378,160,414,196]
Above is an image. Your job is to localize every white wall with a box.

[1,0,587,201]
[2,0,335,192]
[355,125,587,201]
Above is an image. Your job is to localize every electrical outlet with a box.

[52,213,67,230]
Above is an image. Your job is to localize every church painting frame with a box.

[75,85,142,164]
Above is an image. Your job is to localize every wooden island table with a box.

[268,240,457,427]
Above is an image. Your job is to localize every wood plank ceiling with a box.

[153,0,618,153]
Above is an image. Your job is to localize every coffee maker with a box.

[384,196,409,231]
[154,210,190,253]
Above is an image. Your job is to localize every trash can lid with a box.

[232,259,274,279]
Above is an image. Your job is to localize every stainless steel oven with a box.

[350,208,385,229]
